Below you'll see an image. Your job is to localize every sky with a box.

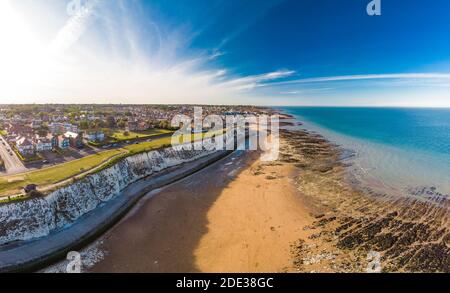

[0,0,449,106]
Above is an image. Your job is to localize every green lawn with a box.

[0,130,7,136]
[123,136,173,153]
[111,129,173,141]
[0,130,225,197]
[124,130,226,154]
[0,149,125,195]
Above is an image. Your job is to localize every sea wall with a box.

[0,145,216,246]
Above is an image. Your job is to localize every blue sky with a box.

[1,0,450,106]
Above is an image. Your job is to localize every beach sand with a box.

[89,150,317,273]
[86,129,449,273]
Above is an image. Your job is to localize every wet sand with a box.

[89,150,315,273]
[85,129,449,273]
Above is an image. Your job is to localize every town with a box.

[0,104,267,198]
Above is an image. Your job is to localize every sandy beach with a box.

[80,128,449,273]
[88,150,314,272]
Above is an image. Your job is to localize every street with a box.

[0,135,27,175]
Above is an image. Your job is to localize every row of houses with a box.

[14,132,84,157]
[126,120,149,132]
[85,131,105,142]
[48,122,78,135]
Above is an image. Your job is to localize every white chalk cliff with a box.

[0,146,215,245]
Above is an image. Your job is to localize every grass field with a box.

[0,130,226,197]
[111,129,173,141]
[0,149,125,195]
[123,131,225,153]
[0,130,7,136]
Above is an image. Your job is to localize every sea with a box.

[279,107,450,198]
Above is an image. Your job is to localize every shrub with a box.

[29,190,45,198]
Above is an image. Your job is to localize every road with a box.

[0,135,27,175]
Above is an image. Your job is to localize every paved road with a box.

[0,135,27,175]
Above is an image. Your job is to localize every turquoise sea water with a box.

[280,107,450,196]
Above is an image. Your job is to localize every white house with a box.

[85,131,105,142]
[34,136,52,152]
[49,122,78,135]
[16,136,35,156]
[31,120,42,129]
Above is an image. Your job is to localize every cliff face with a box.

[0,146,215,246]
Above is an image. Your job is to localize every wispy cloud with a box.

[269,73,450,86]
[2,1,449,107]
[208,49,226,60]
[279,88,335,95]
[0,0,296,104]
[221,70,296,91]
[280,91,301,95]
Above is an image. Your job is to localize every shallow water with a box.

[280,107,450,197]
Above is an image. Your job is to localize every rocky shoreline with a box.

[41,127,448,273]
[278,129,449,272]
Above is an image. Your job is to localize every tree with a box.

[101,128,113,137]
[79,121,89,130]
[117,120,127,129]
[37,129,48,137]
[158,120,170,130]
[93,119,106,129]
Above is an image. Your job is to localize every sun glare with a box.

[0,0,54,101]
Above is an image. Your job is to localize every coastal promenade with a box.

[0,149,232,273]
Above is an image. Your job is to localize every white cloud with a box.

[0,0,294,105]
[0,1,449,107]
[221,70,296,91]
[269,73,450,86]
[208,50,226,60]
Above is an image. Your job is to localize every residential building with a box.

[34,136,53,152]
[137,121,149,131]
[47,133,58,148]
[49,122,78,135]
[31,120,42,129]
[7,123,33,137]
[64,131,83,148]
[106,116,117,128]
[16,136,35,156]
[85,131,105,142]
[57,135,70,149]
[127,121,138,131]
